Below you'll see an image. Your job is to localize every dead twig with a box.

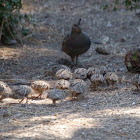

[7,22,20,47]
[0,18,4,41]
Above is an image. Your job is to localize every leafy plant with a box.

[0,0,22,45]
[103,0,140,11]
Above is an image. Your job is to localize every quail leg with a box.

[52,100,57,106]
[76,56,78,65]
[19,98,24,103]
[0,96,3,102]
[112,83,115,89]
[71,92,77,101]
[76,56,85,67]
[71,56,75,65]
[36,92,43,99]
[106,81,110,90]
[25,97,28,104]
[136,85,139,90]
[93,84,97,91]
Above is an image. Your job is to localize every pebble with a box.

[102,36,109,44]
[95,45,110,55]
[107,21,112,27]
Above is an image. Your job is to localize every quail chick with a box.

[70,82,86,100]
[45,89,66,106]
[10,85,34,103]
[100,66,107,76]
[55,69,73,80]
[55,79,70,90]
[90,74,104,90]
[62,19,91,65]
[104,72,119,89]
[87,67,100,78]
[52,65,70,73]
[31,80,50,98]
[44,65,70,77]
[0,81,12,101]
[74,68,87,79]
[70,79,87,87]
[131,74,140,90]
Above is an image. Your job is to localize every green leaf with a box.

[115,0,119,5]
[103,5,108,10]
[113,7,117,11]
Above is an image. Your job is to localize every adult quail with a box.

[45,89,66,106]
[62,19,91,65]
[131,74,140,90]
[0,81,12,101]
[90,74,104,91]
[55,69,73,80]
[55,79,70,90]
[10,85,34,103]
[31,80,50,98]
[104,72,119,89]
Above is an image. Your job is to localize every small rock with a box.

[137,26,140,33]
[132,102,136,105]
[6,40,17,45]
[102,36,109,44]
[120,37,127,42]
[107,21,112,27]
[95,45,110,55]
[119,67,125,71]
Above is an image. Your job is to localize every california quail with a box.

[70,79,87,87]
[90,74,104,91]
[62,19,91,65]
[0,81,12,101]
[74,68,87,79]
[104,72,119,89]
[55,69,73,80]
[31,80,50,98]
[100,66,107,76]
[87,67,100,78]
[45,89,66,106]
[131,74,140,90]
[45,65,70,76]
[52,65,70,73]
[55,79,70,90]
[70,82,86,100]
[10,85,34,103]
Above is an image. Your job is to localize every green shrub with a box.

[103,0,140,11]
[0,0,22,45]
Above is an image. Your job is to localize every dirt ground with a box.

[0,0,140,139]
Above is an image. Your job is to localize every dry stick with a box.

[129,64,140,73]
[7,22,20,47]
[0,18,4,41]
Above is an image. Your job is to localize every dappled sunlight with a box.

[0,47,21,60]
[97,107,140,117]
[1,114,101,139]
